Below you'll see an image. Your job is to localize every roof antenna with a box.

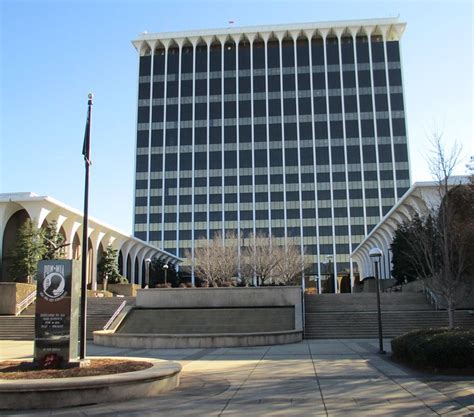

[228,20,235,27]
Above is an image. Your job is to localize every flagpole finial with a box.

[88,93,94,104]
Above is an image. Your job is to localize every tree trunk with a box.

[447,299,455,329]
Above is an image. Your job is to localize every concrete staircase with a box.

[304,293,474,339]
[0,297,135,340]
[0,316,35,341]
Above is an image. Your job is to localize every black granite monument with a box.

[34,259,80,363]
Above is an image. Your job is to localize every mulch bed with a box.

[0,359,152,380]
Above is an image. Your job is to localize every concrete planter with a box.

[0,282,36,315]
[94,330,302,349]
[0,357,181,410]
[108,283,140,297]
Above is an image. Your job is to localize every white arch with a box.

[0,202,29,279]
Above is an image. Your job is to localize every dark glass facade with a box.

[133,25,410,288]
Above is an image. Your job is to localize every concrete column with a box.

[131,41,144,242]
[290,31,305,266]
[335,30,353,290]
[204,36,212,242]
[366,27,383,220]
[381,26,398,203]
[235,35,242,277]
[175,40,183,258]
[136,246,149,287]
[64,219,82,259]
[190,38,198,287]
[146,40,157,243]
[305,30,322,294]
[118,240,134,281]
[160,41,170,249]
[262,34,272,238]
[349,28,368,235]
[89,229,105,291]
[276,33,288,241]
[391,25,412,189]
[249,34,257,240]
[128,243,142,285]
[19,203,52,229]
[219,35,225,240]
[321,29,338,292]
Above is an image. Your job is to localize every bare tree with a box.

[186,231,238,286]
[217,231,239,285]
[242,233,281,285]
[399,132,474,328]
[427,133,473,327]
[240,234,311,285]
[272,241,312,285]
[187,231,313,287]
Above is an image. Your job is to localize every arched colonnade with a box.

[351,183,442,280]
[0,193,180,288]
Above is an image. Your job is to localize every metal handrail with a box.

[103,300,127,330]
[15,291,36,316]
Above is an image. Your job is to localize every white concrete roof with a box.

[350,177,470,279]
[0,192,180,264]
[132,17,406,51]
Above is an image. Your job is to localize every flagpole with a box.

[80,93,93,361]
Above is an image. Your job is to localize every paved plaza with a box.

[1,339,473,416]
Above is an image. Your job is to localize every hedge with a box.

[391,328,474,370]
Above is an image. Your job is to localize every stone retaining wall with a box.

[0,283,36,315]
[136,286,303,331]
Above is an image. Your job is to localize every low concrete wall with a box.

[94,330,302,349]
[0,357,181,410]
[136,286,303,331]
[108,284,140,297]
[0,283,36,315]
[87,290,113,298]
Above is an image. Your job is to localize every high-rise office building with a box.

[132,18,410,291]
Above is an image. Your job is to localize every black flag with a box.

[82,94,93,165]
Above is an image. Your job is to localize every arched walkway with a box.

[0,193,182,285]
[87,237,93,286]
[126,254,132,282]
[118,250,124,276]
[72,233,81,260]
[1,209,30,282]
[96,242,104,287]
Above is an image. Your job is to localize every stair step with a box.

[1,297,136,340]
[304,293,473,338]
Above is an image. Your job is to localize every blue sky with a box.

[1,0,472,233]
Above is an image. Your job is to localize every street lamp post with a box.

[369,247,385,354]
[145,258,151,288]
[163,264,169,285]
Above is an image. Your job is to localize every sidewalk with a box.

[1,339,473,416]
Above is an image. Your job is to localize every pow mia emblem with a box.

[42,272,66,300]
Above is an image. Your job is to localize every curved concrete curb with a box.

[94,330,303,348]
[0,357,181,410]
